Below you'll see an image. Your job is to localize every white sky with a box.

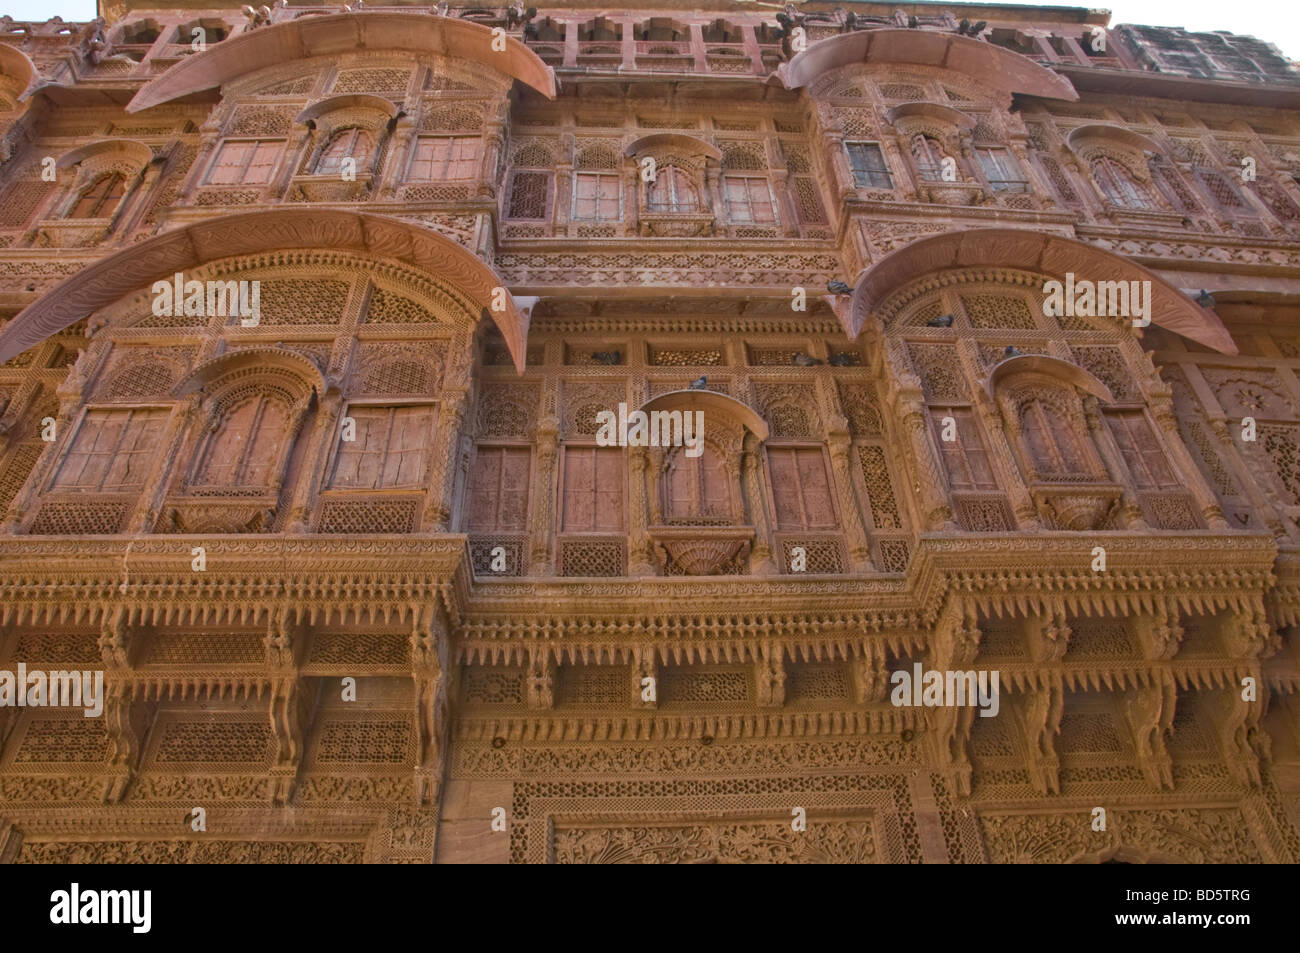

[2,0,1297,59]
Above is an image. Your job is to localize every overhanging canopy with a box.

[0,209,533,373]
[126,12,556,113]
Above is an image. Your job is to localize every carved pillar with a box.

[627,444,654,574]
[704,161,725,235]
[898,396,957,531]
[554,160,574,236]
[1122,670,1175,791]
[1149,395,1229,529]
[1081,395,1147,529]
[770,168,799,238]
[411,602,451,811]
[852,642,888,703]
[101,682,150,804]
[478,112,506,199]
[823,131,856,199]
[825,416,873,571]
[285,389,343,533]
[1027,602,1070,663]
[621,161,640,236]
[632,643,657,709]
[177,117,223,204]
[1016,678,1063,796]
[931,704,975,796]
[1212,681,1264,788]
[754,640,785,707]
[974,393,1042,529]
[424,389,467,531]
[127,393,201,534]
[264,608,307,806]
[528,414,559,574]
[526,645,556,709]
[740,432,777,574]
[379,114,415,199]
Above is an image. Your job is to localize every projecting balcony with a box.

[648,524,753,575]
[576,41,622,67]
[635,40,693,71]
[704,43,753,73]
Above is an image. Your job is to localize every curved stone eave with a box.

[0,209,532,374]
[125,11,557,114]
[638,388,771,441]
[845,228,1238,356]
[174,346,328,398]
[988,354,1115,403]
[1066,123,1163,155]
[624,133,723,161]
[0,43,40,101]
[781,29,1079,102]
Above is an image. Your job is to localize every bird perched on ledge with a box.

[1197,290,1216,308]
[793,353,823,366]
[1004,345,1023,357]
[688,376,708,390]
[927,313,954,328]
[827,280,852,295]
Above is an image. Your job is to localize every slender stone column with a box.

[285,390,343,533]
[424,389,467,531]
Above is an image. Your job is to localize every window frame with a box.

[325,400,439,492]
[975,146,1029,193]
[47,405,170,493]
[465,442,534,533]
[844,140,894,189]
[570,171,623,222]
[68,172,128,220]
[764,442,840,531]
[722,173,778,225]
[557,442,628,533]
[644,164,702,214]
[405,134,480,182]
[204,138,286,186]
[315,126,375,176]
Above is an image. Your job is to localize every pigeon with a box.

[1004,345,1023,357]
[958,18,970,34]
[908,15,919,28]
[828,353,855,366]
[972,21,988,34]
[1197,290,1216,308]
[591,350,621,365]
[688,376,708,390]
[927,313,954,327]
[827,280,852,295]
[793,353,823,366]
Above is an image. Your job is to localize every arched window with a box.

[69,173,127,219]
[195,393,292,489]
[1017,392,1093,480]
[910,135,950,181]
[663,443,733,523]
[316,128,375,176]
[646,166,700,213]
[1089,156,1156,209]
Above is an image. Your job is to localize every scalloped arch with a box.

[781,29,1078,102]
[843,228,1237,355]
[0,209,533,374]
[126,12,556,113]
[624,133,723,161]
[988,354,1114,403]
[174,346,327,399]
[638,388,770,441]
